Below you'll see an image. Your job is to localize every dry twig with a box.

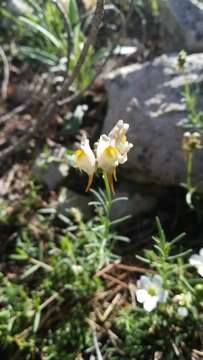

[0,0,104,162]
[0,46,9,100]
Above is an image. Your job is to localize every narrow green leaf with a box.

[136,254,150,264]
[33,311,41,333]
[68,0,79,26]
[21,264,40,279]
[112,235,130,243]
[111,197,128,204]
[171,232,186,245]
[168,249,192,260]
[19,16,62,48]
[110,215,131,226]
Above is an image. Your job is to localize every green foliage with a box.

[69,0,80,25]
[0,179,128,358]
[1,0,65,62]
[0,224,98,358]
[183,83,203,131]
[108,218,203,359]
[0,181,203,359]
[177,51,203,131]
[137,217,190,282]
[0,0,101,90]
[114,305,200,360]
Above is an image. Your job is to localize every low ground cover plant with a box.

[0,121,203,359]
[1,1,203,359]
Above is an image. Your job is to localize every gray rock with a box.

[110,181,158,221]
[103,53,203,191]
[58,189,92,220]
[33,162,67,190]
[158,0,203,52]
[32,145,70,190]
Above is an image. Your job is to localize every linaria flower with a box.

[108,120,133,164]
[95,120,133,192]
[74,120,133,192]
[95,135,120,192]
[74,134,96,191]
[189,248,203,277]
[136,274,168,312]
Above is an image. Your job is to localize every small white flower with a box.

[189,248,203,277]
[176,292,192,307]
[74,134,96,191]
[174,292,192,318]
[136,274,168,312]
[59,163,69,177]
[177,307,188,318]
[72,264,83,274]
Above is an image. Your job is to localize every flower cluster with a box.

[74,120,133,192]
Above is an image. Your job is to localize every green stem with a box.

[102,172,112,208]
[102,172,112,241]
[187,151,193,191]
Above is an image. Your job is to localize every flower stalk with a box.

[186,151,193,191]
[102,172,112,210]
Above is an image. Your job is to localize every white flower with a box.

[74,120,133,193]
[136,274,168,312]
[177,307,188,318]
[95,134,120,192]
[59,163,69,177]
[174,292,192,318]
[72,264,83,274]
[96,135,119,172]
[74,134,96,191]
[108,120,133,164]
[189,248,203,277]
[95,121,133,192]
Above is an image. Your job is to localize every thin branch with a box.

[91,325,104,360]
[58,46,113,106]
[0,104,26,125]
[0,46,9,100]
